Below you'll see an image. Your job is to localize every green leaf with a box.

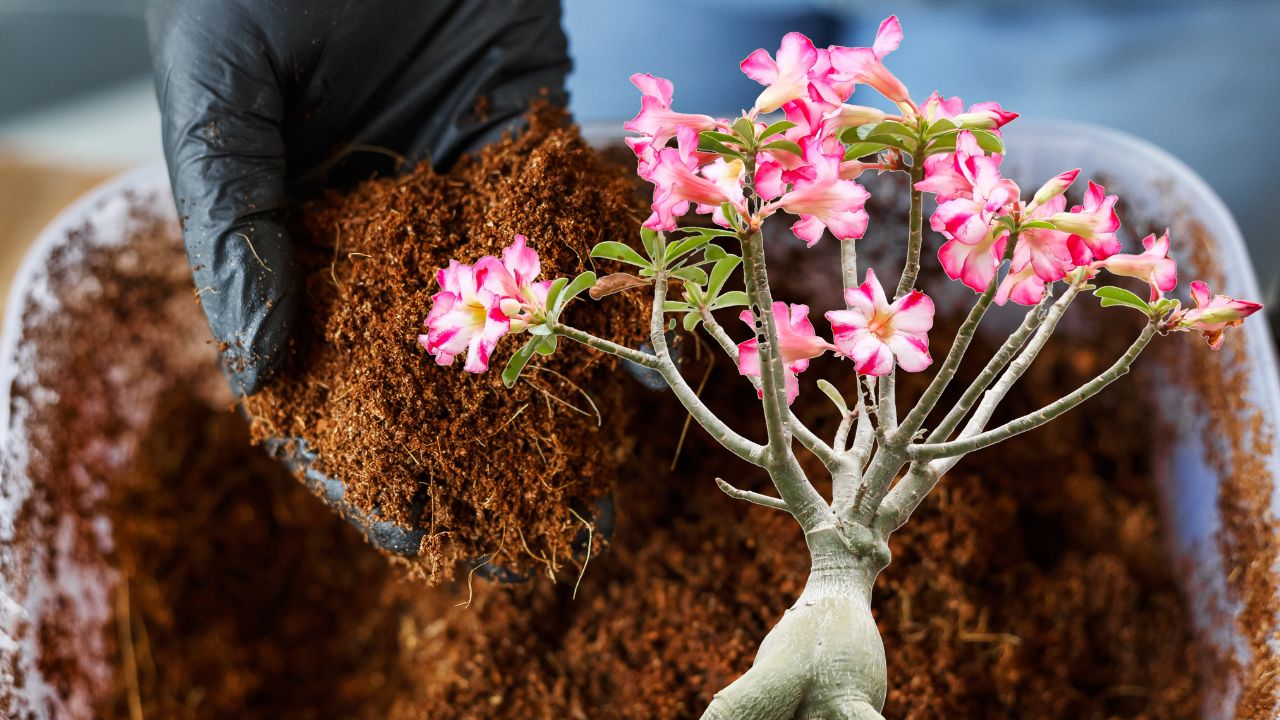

[703,244,731,261]
[527,322,554,336]
[698,133,743,158]
[1094,286,1152,314]
[759,120,797,141]
[868,120,918,142]
[863,133,916,153]
[543,277,569,317]
[1152,298,1180,317]
[663,300,693,313]
[678,226,736,238]
[710,290,749,309]
[502,338,540,388]
[731,116,756,145]
[534,334,558,355]
[762,140,804,157]
[682,311,701,332]
[640,228,664,261]
[969,129,1004,155]
[590,241,649,267]
[701,130,745,147]
[924,118,957,137]
[720,202,743,231]
[926,133,958,155]
[665,234,713,263]
[670,266,709,285]
[1018,220,1056,230]
[816,379,849,415]
[552,271,597,315]
[843,141,887,160]
[707,255,742,298]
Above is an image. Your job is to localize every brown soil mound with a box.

[240,105,648,582]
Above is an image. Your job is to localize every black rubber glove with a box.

[147,0,570,395]
[147,0,571,557]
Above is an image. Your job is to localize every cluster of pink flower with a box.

[921,127,1169,307]
[418,235,549,372]
[419,16,1261,397]
[735,270,936,405]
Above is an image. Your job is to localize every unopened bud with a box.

[499,297,522,318]
[1029,168,1080,210]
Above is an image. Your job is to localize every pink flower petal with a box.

[873,16,903,58]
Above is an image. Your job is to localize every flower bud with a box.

[953,106,1019,130]
[1167,280,1263,350]
[499,297,523,318]
[823,103,886,131]
[1028,168,1080,212]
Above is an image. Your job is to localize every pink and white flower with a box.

[624,73,717,145]
[924,137,1019,292]
[765,139,870,246]
[643,140,742,231]
[807,46,858,107]
[826,268,935,376]
[915,131,1000,202]
[482,234,555,329]
[624,73,718,178]
[1046,180,1122,263]
[938,230,1009,295]
[698,155,749,227]
[1097,230,1178,301]
[741,32,820,113]
[996,264,1049,307]
[737,302,833,405]
[919,92,964,122]
[420,259,510,373]
[828,16,912,106]
[1008,195,1075,288]
[1167,281,1263,350]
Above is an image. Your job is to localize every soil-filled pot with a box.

[1,120,1277,718]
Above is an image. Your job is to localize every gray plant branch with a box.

[891,233,1019,444]
[911,320,1158,462]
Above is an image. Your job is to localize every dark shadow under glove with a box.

[148,0,570,394]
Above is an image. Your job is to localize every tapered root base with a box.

[701,589,886,720]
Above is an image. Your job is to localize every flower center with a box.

[466,299,489,329]
[866,310,894,339]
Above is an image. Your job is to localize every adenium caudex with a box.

[420,16,1262,719]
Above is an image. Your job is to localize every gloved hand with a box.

[148,0,570,394]
[146,0,571,556]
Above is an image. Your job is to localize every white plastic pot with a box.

[2,121,1278,717]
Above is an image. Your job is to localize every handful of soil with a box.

[241,106,648,582]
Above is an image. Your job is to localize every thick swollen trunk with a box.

[701,528,889,720]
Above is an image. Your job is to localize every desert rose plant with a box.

[420,17,1262,719]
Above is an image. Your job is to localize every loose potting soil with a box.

[10,115,1278,719]
[239,105,649,582]
[92,307,1206,719]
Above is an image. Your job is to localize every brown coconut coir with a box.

[14,131,1275,719]
[240,105,649,582]
[92,305,1208,719]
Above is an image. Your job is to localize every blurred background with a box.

[2,0,1278,318]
